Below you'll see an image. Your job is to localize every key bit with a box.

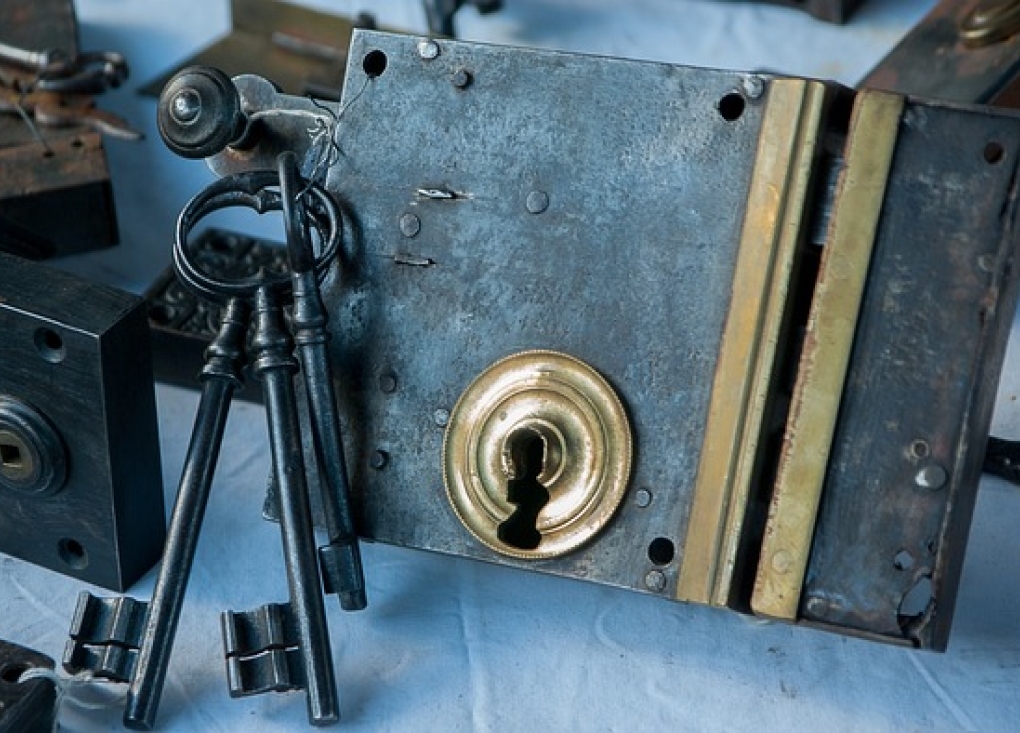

[63,592,148,683]
[221,604,306,696]
[0,41,67,75]
[0,42,127,93]
[278,151,366,612]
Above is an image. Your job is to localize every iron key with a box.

[249,282,339,725]
[123,298,250,730]
[279,151,366,612]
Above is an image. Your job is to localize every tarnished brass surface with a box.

[751,91,905,620]
[443,350,632,559]
[960,0,1020,48]
[677,79,828,607]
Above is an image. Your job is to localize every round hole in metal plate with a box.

[0,663,29,684]
[985,141,1005,164]
[363,50,388,78]
[34,328,65,364]
[648,537,676,566]
[718,92,745,122]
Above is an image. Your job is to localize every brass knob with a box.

[443,350,632,559]
[960,0,1020,48]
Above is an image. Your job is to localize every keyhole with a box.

[0,431,33,482]
[0,441,22,470]
[497,432,551,551]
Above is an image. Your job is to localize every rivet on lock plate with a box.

[443,350,632,559]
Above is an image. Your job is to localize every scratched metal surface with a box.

[801,101,1020,650]
[321,31,766,595]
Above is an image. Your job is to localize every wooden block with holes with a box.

[0,252,164,590]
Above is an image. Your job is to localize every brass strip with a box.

[677,79,828,606]
[751,90,905,620]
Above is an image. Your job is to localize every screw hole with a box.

[718,92,746,122]
[985,141,1005,164]
[363,50,388,78]
[34,328,65,363]
[910,440,930,460]
[648,537,676,566]
[58,538,88,570]
[0,663,29,684]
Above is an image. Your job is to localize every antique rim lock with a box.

[443,350,632,559]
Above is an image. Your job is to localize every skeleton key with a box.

[69,171,343,729]
[279,152,366,612]
[246,281,339,725]
[123,297,250,730]
[166,171,343,724]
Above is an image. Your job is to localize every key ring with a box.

[174,169,341,304]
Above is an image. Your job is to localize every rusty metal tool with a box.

[0,84,141,141]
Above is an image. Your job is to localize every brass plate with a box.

[443,350,632,559]
[676,79,828,606]
[751,90,905,620]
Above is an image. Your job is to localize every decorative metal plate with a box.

[443,350,632,559]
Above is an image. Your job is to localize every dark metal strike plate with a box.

[860,0,1020,107]
[0,640,57,733]
[0,0,118,258]
[0,253,165,591]
[192,30,1020,651]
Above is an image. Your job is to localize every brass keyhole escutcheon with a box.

[443,350,632,559]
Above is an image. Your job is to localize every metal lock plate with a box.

[0,253,165,590]
[220,31,1020,650]
[314,32,769,597]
